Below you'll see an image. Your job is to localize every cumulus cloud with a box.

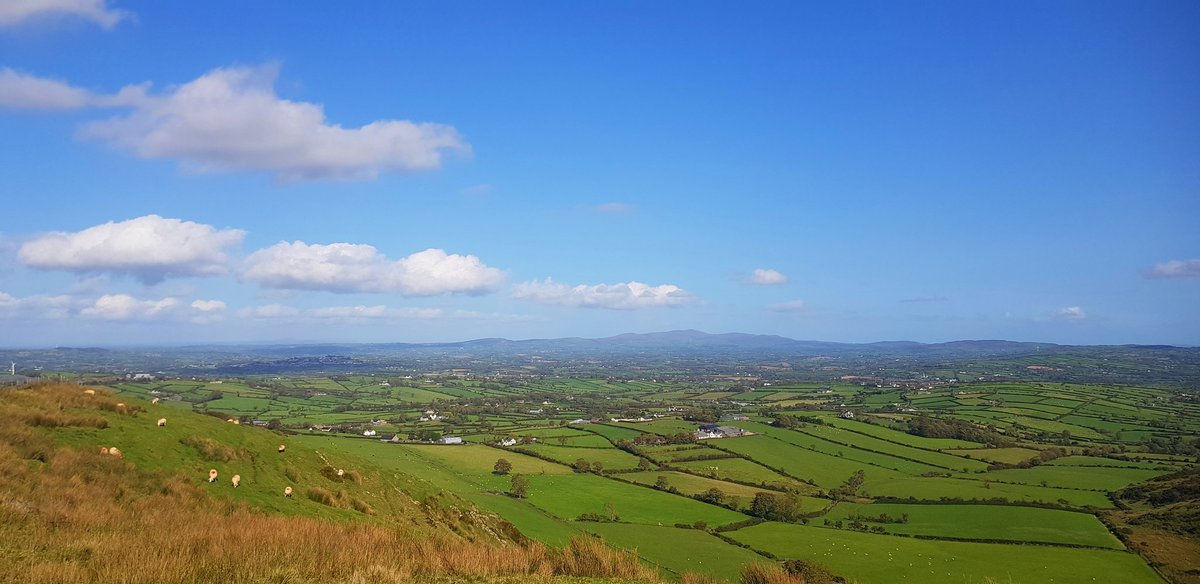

[513,278,692,310]
[190,299,226,312]
[83,65,467,181]
[18,215,245,283]
[748,268,788,286]
[0,65,468,182]
[240,242,504,296]
[0,0,129,29]
[0,68,94,110]
[80,294,180,320]
[1146,259,1200,279]
[768,299,807,313]
[1058,306,1086,320]
[0,291,72,319]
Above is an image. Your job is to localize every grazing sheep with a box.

[231,474,241,488]
[157,418,167,427]
[336,469,345,477]
[284,486,292,497]
[83,389,95,396]
[278,444,286,453]
[151,397,160,405]
[208,469,218,483]
[227,419,240,425]
[108,447,122,458]
[116,402,125,408]
[99,447,109,455]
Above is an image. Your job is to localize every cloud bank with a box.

[18,215,245,283]
[513,278,692,309]
[240,242,504,296]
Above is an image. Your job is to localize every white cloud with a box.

[18,215,245,283]
[240,242,504,296]
[0,0,128,29]
[0,291,72,319]
[1146,259,1200,279]
[0,68,94,110]
[1058,306,1086,320]
[768,299,807,313]
[235,303,497,323]
[513,278,692,310]
[80,294,180,320]
[77,65,468,182]
[190,299,226,312]
[748,268,788,286]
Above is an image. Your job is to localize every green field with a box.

[728,522,1162,584]
[821,503,1123,548]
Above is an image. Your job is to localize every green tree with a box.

[654,475,670,490]
[510,474,529,499]
[637,458,653,472]
[493,458,513,475]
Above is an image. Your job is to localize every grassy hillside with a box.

[0,383,670,584]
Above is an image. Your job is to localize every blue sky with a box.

[0,0,1197,347]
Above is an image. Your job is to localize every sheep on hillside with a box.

[83,389,95,396]
[277,444,286,453]
[157,418,167,427]
[151,397,160,405]
[108,447,122,458]
[99,447,109,454]
[231,474,241,488]
[336,469,345,477]
[284,486,293,497]
[208,469,218,483]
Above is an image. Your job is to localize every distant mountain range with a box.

[5,330,1196,385]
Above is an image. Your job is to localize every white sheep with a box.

[278,444,286,453]
[157,418,166,427]
[108,447,122,458]
[231,474,241,488]
[284,486,293,497]
[83,389,95,396]
[336,468,345,477]
[208,469,218,483]
[151,397,160,405]
[116,402,125,408]
[99,447,109,455]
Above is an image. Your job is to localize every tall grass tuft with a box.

[742,563,809,584]
[180,435,249,462]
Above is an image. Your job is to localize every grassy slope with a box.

[0,384,660,584]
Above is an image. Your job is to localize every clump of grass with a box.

[23,412,108,429]
[320,464,342,481]
[344,469,364,484]
[351,496,375,515]
[742,563,808,584]
[305,486,339,507]
[550,535,658,580]
[284,466,300,483]
[682,572,722,584]
[180,436,248,462]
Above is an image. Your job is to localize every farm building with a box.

[839,410,856,419]
[497,437,518,446]
[695,425,750,440]
[438,436,463,445]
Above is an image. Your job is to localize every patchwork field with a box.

[97,374,1197,583]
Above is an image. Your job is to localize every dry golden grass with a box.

[0,383,660,584]
[740,564,808,584]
